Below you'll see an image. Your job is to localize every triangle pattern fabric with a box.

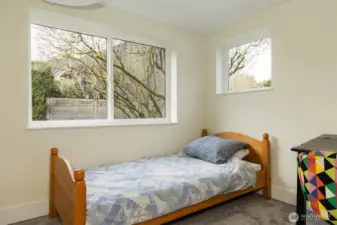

[318,172,334,185]
[326,152,337,158]
[327,158,336,168]
[329,153,337,159]
[315,151,325,157]
[316,157,325,174]
[328,197,337,208]
[318,190,325,200]
[328,212,337,221]
[320,199,335,210]
[298,150,337,223]
[318,187,326,200]
[325,159,334,171]
[328,209,337,221]
[310,176,317,186]
[326,188,335,199]
[311,200,319,212]
[316,177,324,187]
[309,183,316,192]
[309,159,316,173]
[312,189,318,199]
[307,170,314,180]
[326,168,335,180]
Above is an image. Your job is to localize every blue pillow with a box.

[183,136,248,164]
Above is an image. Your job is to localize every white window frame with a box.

[28,8,177,129]
[216,28,272,95]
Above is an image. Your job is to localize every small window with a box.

[217,30,272,94]
[29,18,176,129]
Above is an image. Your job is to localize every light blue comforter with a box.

[85,155,258,225]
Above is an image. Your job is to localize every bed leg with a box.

[262,134,271,200]
[263,183,271,200]
[202,129,208,137]
[74,170,86,225]
[49,148,58,218]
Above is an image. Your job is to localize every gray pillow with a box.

[183,136,248,164]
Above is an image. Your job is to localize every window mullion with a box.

[107,37,114,121]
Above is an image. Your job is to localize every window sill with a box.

[27,119,178,130]
[220,87,273,95]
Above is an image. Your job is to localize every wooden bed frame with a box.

[49,129,271,225]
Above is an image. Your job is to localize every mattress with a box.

[85,155,260,225]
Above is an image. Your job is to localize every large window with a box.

[216,29,272,94]
[30,21,174,128]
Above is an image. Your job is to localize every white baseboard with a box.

[271,185,314,212]
[271,185,297,206]
[0,200,48,225]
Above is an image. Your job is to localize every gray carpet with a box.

[11,194,328,225]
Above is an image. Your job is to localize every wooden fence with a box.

[46,98,107,120]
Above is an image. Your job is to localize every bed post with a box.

[74,170,86,225]
[202,129,208,137]
[49,148,58,218]
[262,133,271,200]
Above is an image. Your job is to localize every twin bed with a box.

[49,129,271,225]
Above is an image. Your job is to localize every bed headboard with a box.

[201,129,270,171]
[201,129,271,198]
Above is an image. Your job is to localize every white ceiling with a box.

[106,0,286,32]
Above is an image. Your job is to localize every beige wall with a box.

[2,0,337,223]
[0,0,206,223]
[206,0,337,204]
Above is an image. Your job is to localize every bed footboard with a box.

[49,148,86,225]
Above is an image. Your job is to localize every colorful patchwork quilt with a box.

[298,150,337,224]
